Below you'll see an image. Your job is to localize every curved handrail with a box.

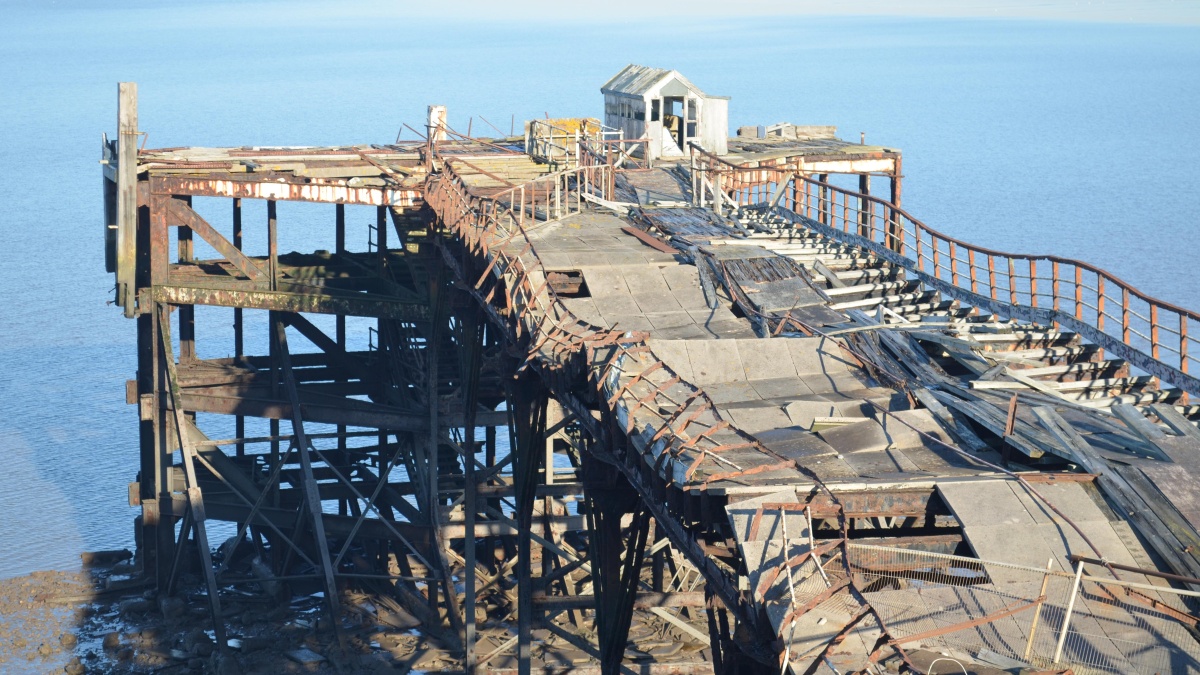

[690,145,1199,395]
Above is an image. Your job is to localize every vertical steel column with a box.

[510,376,548,675]
[147,194,177,589]
[268,200,278,290]
[177,196,195,362]
[267,203,281,517]
[335,204,347,457]
[426,262,465,639]
[858,173,871,238]
[459,308,485,673]
[584,453,651,675]
[233,198,245,458]
[377,205,387,267]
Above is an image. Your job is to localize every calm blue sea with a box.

[1,3,1197,579]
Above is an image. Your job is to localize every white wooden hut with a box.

[600,65,729,161]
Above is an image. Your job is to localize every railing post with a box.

[1075,266,1083,320]
[1053,559,1085,665]
[1122,287,1131,345]
[1182,315,1189,376]
[988,256,997,301]
[818,174,829,225]
[949,242,958,285]
[1023,558,1054,661]
[1098,275,1106,331]
[969,249,978,294]
[1030,260,1038,308]
[1151,304,1160,359]
[1052,262,1060,313]
[690,149,698,206]
[915,225,924,273]
[858,173,871,238]
[1008,258,1018,305]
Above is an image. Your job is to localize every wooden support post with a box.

[116,82,138,317]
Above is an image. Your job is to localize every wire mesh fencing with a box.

[845,543,1200,674]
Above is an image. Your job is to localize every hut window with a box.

[634,106,645,121]
[687,98,698,121]
[651,100,660,122]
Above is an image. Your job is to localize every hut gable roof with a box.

[600,64,705,98]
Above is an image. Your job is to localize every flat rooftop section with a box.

[135,145,425,183]
[725,135,901,166]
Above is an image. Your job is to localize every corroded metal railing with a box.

[425,158,624,369]
[691,147,1200,398]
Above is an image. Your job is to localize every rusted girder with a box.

[150,285,431,321]
[150,174,422,207]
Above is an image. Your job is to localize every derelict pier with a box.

[101,66,1200,674]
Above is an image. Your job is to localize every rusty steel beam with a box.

[166,199,266,280]
[157,494,432,547]
[150,284,431,321]
[150,174,421,207]
[172,390,507,431]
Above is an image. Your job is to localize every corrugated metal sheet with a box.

[601,64,706,98]
[636,207,739,238]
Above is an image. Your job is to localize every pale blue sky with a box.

[282,0,1200,24]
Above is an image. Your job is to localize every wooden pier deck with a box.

[102,83,1200,675]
